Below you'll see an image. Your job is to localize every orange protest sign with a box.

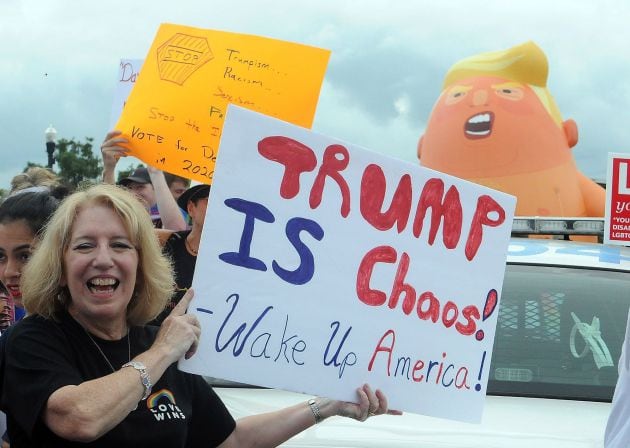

[115,23,330,184]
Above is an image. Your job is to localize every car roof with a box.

[507,237,630,271]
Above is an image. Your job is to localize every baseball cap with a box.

[177,184,210,210]
[118,167,151,186]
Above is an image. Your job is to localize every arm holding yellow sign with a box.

[100,130,187,231]
[100,130,130,184]
[146,165,187,231]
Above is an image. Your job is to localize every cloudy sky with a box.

[1,0,628,190]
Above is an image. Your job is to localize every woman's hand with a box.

[100,130,130,183]
[320,384,402,422]
[152,289,201,364]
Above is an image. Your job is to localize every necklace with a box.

[83,327,131,373]
[185,236,198,256]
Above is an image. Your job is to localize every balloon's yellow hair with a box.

[443,41,563,126]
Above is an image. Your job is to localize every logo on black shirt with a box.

[147,389,186,421]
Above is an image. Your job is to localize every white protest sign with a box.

[179,106,516,423]
[109,59,143,129]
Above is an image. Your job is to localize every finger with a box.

[171,288,195,316]
[363,384,379,415]
[103,137,130,147]
[355,386,370,421]
[374,389,388,414]
[185,327,200,359]
[101,147,129,158]
[101,141,130,154]
[185,336,199,359]
[104,130,122,140]
[374,389,402,416]
[183,313,201,333]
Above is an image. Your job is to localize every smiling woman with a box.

[62,204,141,334]
[0,183,400,448]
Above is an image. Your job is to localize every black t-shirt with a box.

[155,230,197,325]
[0,312,235,447]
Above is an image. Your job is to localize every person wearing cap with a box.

[153,184,209,325]
[164,173,191,201]
[164,173,192,224]
[100,130,187,231]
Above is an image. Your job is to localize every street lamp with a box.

[44,124,57,169]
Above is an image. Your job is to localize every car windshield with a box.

[488,263,630,402]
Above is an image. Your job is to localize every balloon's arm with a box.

[576,171,606,217]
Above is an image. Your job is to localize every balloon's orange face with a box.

[419,76,572,178]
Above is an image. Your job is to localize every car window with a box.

[489,263,630,402]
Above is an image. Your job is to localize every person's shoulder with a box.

[171,230,190,240]
[162,229,191,247]
[8,314,54,333]
[155,229,189,247]
[10,314,62,334]
[155,229,175,246]
[4,315,64,349]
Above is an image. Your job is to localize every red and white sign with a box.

[604,153,630,246]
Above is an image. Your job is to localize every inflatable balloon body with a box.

[417,41,605,217]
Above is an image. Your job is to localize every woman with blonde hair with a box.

[9,167,63,195]
[0,184,398,447]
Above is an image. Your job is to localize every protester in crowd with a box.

[0,281,9,448]
[0,280,11,448]
[9,167,61,195]
[0,188,68,322]
[0,184,399,447]
[605,309,630,447]
[164,173,191,201]
[0,186,68,448]
[0,281,12,335]
[100,130,187,231]
[0,281,10,440]
[164,173,191,225]
[116,165,187,230]
[154,184,208,324]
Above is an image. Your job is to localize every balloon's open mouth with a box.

[464,112,494,139]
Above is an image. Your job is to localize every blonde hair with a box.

[442,41,563,126]
[21,183,174,325]
[10,167,62,193]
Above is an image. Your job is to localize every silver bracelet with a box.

[308,398,322,424]
[122,361,152,401]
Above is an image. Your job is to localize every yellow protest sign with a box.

[115,23,331,184]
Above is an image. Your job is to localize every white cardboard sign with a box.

[109,58,143,129]
[179,106,516,423]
